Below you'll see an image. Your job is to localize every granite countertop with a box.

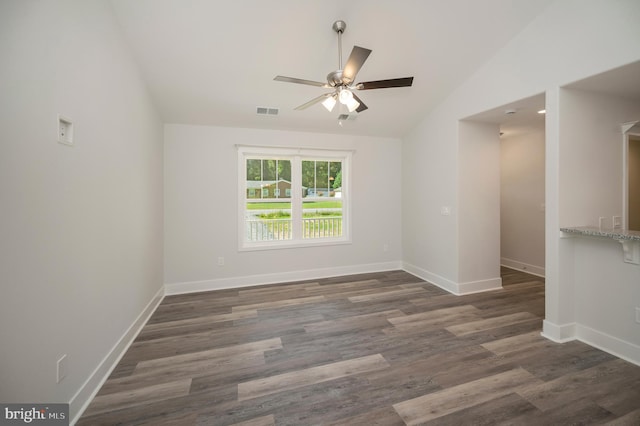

[560,226,640,242]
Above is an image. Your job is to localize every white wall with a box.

[572,238,640,362]
[557,88,640,362]
[559,89,640,228]
[164,124,402,292]
[458,121,502,291]
[402,106,460,288]
[0,1,163,421]
[402,0,640,359]
[501,128,545,275]
[404,0,640,286]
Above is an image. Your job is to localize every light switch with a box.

[58,115,74,146]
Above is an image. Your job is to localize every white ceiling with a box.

[564,60,640,102]
[110,0,556,138]
[464,93,546,138]
[458,59,640,139]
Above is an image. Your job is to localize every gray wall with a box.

[0,1,164,420]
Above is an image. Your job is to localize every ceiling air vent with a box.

[337,114,357,121]
[257,107,279,116]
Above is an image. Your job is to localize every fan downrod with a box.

[330,20,348,85]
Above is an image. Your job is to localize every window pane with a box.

[245,159,291,200]
[246,200,292,242]
[302,159,332,198]
[302,199,342,239]
[329,161,342,198]
[263,159,277,181]
[300,159,343,239]
[247,159,262,181]
[245,158,292,241]
[316,162,328,197]
[279,159,291,182]
[301,160,314,194]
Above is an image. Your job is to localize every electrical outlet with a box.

[57,354,68,383]
[217,257,225,266]
[383,244,389,252]
[613,216,622,229]
[440,206,451,216]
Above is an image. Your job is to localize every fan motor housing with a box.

[327,70,345,87]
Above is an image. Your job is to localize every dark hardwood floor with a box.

[78,267,640,425]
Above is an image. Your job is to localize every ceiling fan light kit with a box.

[274,20,414,117]
[322,95,337,112]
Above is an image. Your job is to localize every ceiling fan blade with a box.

[342,46,372,84]
[352,93,368,113]
[294,93,333,110]
[274,75,329,88]
[356,77,414,90]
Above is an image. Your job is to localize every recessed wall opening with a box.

[629,134,640,230]
[560,60,640,233]
[498,99,546,278]
[460,93,547,288]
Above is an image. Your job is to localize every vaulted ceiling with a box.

[110,0,556,138]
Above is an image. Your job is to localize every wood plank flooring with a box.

[78,268,640,425]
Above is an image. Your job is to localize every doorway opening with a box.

[462,93,546,281]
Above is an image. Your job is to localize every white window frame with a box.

[238,145,352,251]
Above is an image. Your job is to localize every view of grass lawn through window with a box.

[247,200,342,239]
[246,201,342,210]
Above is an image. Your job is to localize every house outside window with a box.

[238,146,351,250]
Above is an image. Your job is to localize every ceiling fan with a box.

[274,20,414,114]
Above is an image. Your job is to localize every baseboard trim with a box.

[501,258,545,278]
[402,262,502,295]
[402,262,459,294]
[576,324,640,367]
[69,285,165,425]
[164,261,403,295]
[541,319,576,343]
[457,277,503,295]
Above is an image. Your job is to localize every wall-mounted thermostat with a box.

[58,115,74,146]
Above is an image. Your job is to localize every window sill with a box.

[239,237,352,252]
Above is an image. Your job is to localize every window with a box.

[238,146,351,250]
